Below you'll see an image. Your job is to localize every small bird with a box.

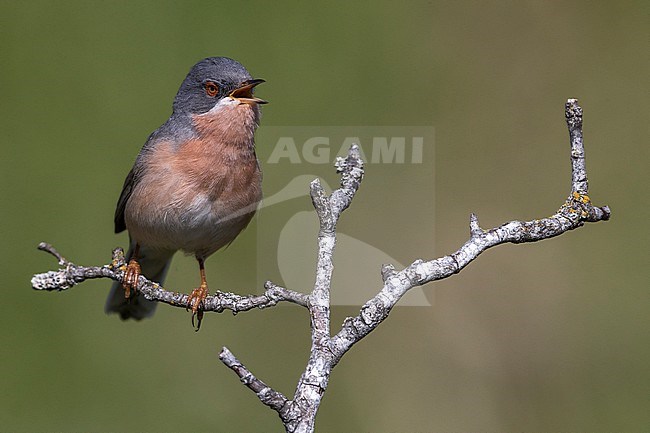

[105,57,266,329]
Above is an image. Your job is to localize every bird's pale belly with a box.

[126,189,260,257]
[124,152,262,258]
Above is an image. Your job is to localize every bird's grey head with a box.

[172,57,266,115]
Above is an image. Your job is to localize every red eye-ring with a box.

[205,82,219,97]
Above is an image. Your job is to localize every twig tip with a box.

[380,263,396,282]
[469,213,482,235]
[565,98,583,125]
[37,242,67,265]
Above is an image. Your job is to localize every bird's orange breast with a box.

[124,104,262,257]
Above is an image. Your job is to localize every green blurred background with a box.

[1,1,648,431]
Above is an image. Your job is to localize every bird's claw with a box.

[187,283,208,331]
[191,309,204,331]
[122,259,141,298]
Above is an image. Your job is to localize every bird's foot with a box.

[122,259,141,298]
[187,282,208,331]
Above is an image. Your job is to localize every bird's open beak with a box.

[229,79,267,104]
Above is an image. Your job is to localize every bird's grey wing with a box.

[114,167,137,233]
[114,127,166,233]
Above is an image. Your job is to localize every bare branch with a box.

[280,144,366,433]
[263,281,309,307]
[328,98,610,366]
[219,347,291,415]
[309,179,332,231]
[331,144,364,216]
[566,98,588,194]
[37,242,69,266]
[32,247,307,313]
[32,99,609,433]
[380,263,397,283]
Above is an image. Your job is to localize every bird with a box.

[105,57,266,330]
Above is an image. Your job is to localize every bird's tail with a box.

[105,242,174,320]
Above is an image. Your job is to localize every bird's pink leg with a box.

[187,257,209,331]
[122,243,141,299]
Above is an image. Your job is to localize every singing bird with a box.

[105,57,266,329]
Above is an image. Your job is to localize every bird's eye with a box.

[204,82,219,97]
